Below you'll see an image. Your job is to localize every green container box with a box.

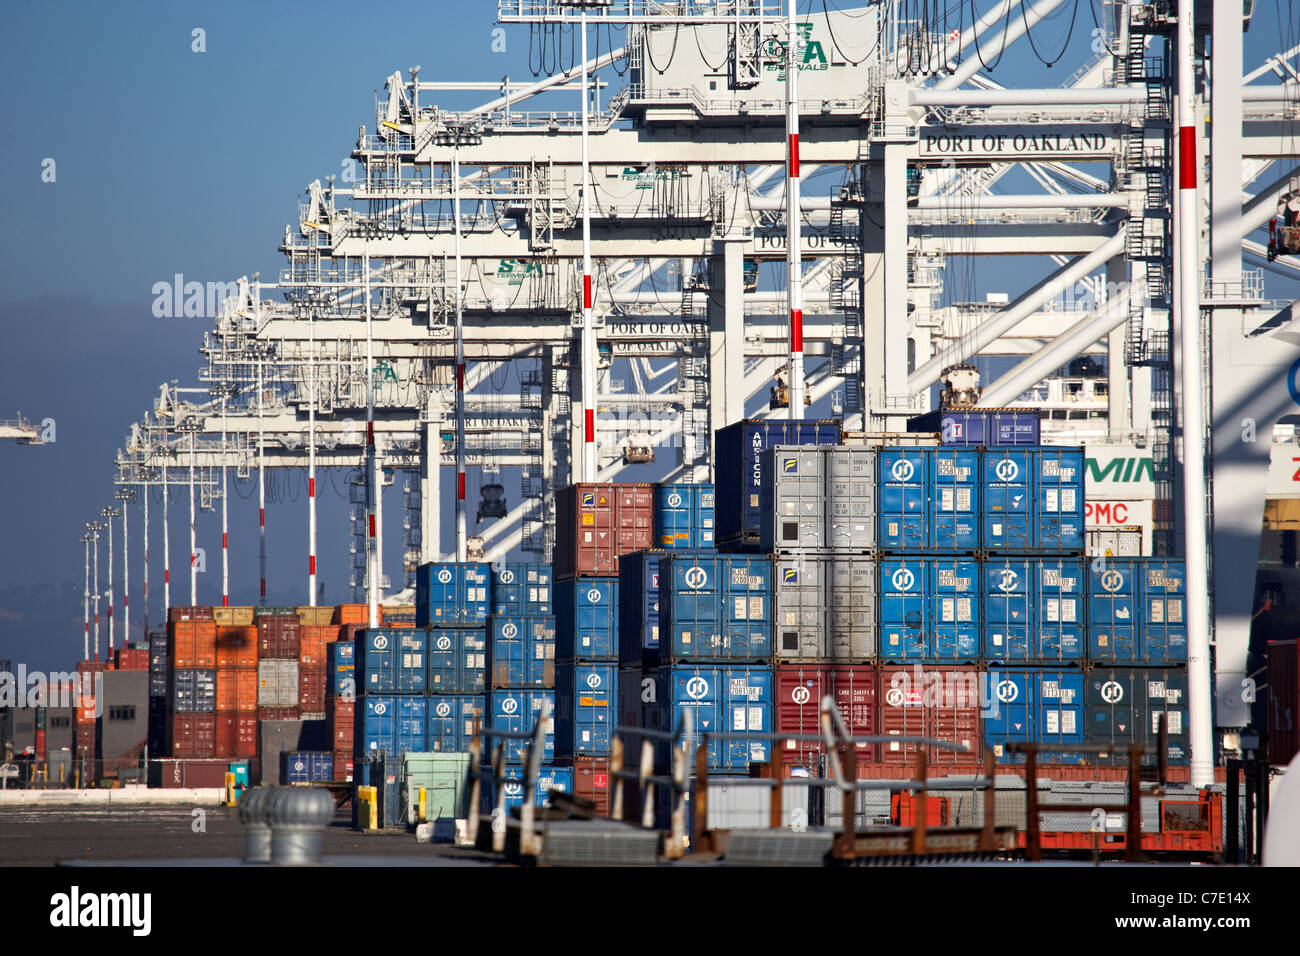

[402,752,471,831]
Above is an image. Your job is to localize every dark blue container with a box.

[930,448,981,552]
[555,662,618,757]
[907,408,1042,446]
[1086,666,1188,766]
[981,449,1033,551]
[619,550,664,667]
[714,419,840,547]
[556,579,619,661]
[984,668,1087,764]
[1140,557,1187,663]
[653,484,715,550]
[1087,558,1140,661]
[281,751,334,783]
[488,617,556,689]
[877,448,930,551]
[327,640,356,698]
[490,562,553,617]
[427,627,486,694]
[879,559,927,660]
[983,558,1034,662]
[1034,447,1085,551]
[415,562,490,627]
[929,559,981,660]
[662,554,772,660]
[488,689,555,764]
[426,694,485,752]
[487,766,575,811]
[356,628,426,693]
[1035,558,1085,662]
[356,695,427,757]
[648,665,772,770]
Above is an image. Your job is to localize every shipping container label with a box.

[733,707,747,730]
[1167,598,1183,623]
[1147,568,1183,590]
[935,459,971,479]
[749,706,764,730]
[1161,711,1183,734]
[749,596,765,620]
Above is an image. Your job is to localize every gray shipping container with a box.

[1086,526,1145,557]
[258,659,300,708]
[764,445,826,551]
[773,554,877,660]
[826,446,877,551]
[172,669,216,714]
[841,431,938,447]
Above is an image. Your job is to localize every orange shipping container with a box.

[298,625,334,666]
[195,621,218,669]
[334,604,367,625]
[216,626,258,669]
[171,621,197,669]
[216,669,258,713]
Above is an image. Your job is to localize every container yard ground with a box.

[0,806,494,867]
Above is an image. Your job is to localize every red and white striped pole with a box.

[257,359,267,606]
[308,314,318,605]
[82,533,90,662]
[365,252,380,629]
[1175,0,1211,789]
[220,393,229,607]
[142,474,149,634]
[453,138,468,561]
[120,496,129,638]
[579,7,598,480]
[162,470,170,614]
[785,0,806,417]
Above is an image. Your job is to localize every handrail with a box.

[463,695,552,855]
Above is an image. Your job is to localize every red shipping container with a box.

[216,626,258,669]
[298,667,327,713]
[554,483,655,579]
[258,706,300,721]
[170,714,217,758]
[214,714,259,758]
[298,625,332,666]
[328,697,355,750]
[155,758,235,789]
[257,615,301,659]
[1269,639,1299,767]
[169,605,214,623]
[571,756,611,817]
[775,664,876,765]
[216,669,258,713]
[113,648,149,671]
[333,755,353,782]
[877,665,983,767]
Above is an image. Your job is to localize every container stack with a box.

[167,606,217,758]
[146,628,168,758]
[255,607,301,722]
[420,563,489,764]
[326,638,355,781]
[213,606,257,760]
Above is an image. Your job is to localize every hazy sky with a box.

[0,1,1293,673]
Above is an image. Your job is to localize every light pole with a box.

[175,416,203,607]
[100,506,120,654]
[114,488,133,641]
[87,520,105,661]
[80,530,92,662]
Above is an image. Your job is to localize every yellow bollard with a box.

[418,786,427,824]
[225,772,237,807]
[357,785,378,830]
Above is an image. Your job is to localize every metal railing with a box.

[463,696,552,856]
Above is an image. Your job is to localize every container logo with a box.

[582,491,595,507]
[884,687,904,707]
[372,635,390,650]
[685,676,709,700]
[783,567,799,584]
[587,587,603,604]
[891,567,917,591]
[782,457,799,474]
[1100,568,1124,593]
[435,635,451,651]
[791,685,811,705]
[586,672,602,690]
[373,702,388,715]
[1100,680,1124,704]
[435,702,451,717]
[437,568,453,584]
[500,697,520,715]
[502,622,519,640]
[994,459,1019,482]
[890,459,915,482]
[504,782,523,797]
[498,569,515,584]
[995,680,1019,703]
[667,492,682,508]
[683,566,708,590]
[995,569,1019,593]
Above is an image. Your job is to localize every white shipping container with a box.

[258,659,300,708]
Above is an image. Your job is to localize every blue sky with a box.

[0,1,1293,671]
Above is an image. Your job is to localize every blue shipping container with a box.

[619,550,663,667]
[654,483,715,550]
[415,562,490,627]
[930,448,981,552]
[327,640,356,698]
[1140,557,1187,663]
[650,666,772,771]
[662,554,772,660]
[1035,558,1085,662]
[489,690,555,764]
[426,694,485,752]
[427,627,486,694]
[356,695,427,757]
[488,617,556,688]
[907,408,1042,446]
[487,766,575,812]
[490,562,553,617]
[555,663,618,757]
[877,448,930,551]
[281,751,334,783]
[982,449,1034,551]
[1034,447,1085,551]
[1088,558,1140,661]
[982,558,1034,662]
[356,628,427,693]
[714,419,840,546]
[930,559,981,660]
[984,669,1087,764]
[556,579,619,661]
[879,559,927,660]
